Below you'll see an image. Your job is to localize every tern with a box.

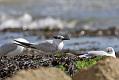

[79,47,116,58]
[14,34,70,53]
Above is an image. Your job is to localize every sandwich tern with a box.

[14,34,70,53]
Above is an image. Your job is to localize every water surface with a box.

[0,32,119,52]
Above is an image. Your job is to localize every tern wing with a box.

[14,40,36,48]
[88,51,107,56]
[79,51,108,58]
[34,42,58,52]
[15,40,58,52]
[0,43,17,56]
[79,54,90,58]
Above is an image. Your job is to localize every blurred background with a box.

[0,0,119,52]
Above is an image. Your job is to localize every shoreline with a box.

[0,27,119,37]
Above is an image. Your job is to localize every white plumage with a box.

[79,47,116,58]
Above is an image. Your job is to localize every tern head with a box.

[53,34,70,40]
[105,47,116,58]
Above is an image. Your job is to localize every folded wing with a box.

[14,40,58,52]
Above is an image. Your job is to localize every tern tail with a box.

[14,40,37,49]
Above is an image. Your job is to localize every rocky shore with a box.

[0,54,79,80]
[73,57,119,80]
[1,27,119,38]
[0,50,103,80]
[0,54,117,80]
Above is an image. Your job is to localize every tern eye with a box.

[107,50,110,52]
[106,48,112,53]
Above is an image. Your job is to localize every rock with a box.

[73,57,119,80]
[7,67,72,80]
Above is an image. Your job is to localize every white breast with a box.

[58,42,64,50]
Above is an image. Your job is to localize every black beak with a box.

[62,37,70,40]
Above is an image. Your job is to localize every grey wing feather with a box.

[88,51,107,56]
[32,42,58,52]
[0,43,17,56]
[79,53,95,58]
